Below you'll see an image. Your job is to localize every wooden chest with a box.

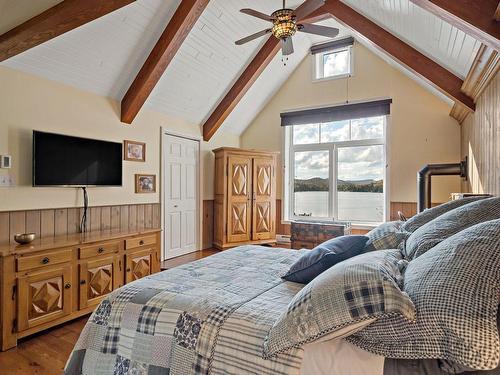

[291,221,351,250]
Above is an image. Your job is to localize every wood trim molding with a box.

[450,103,471,124]
[120,0,209,124]
[408,0,500,52]
[461,44,500,99]
[495,2,500,21]
[323,1,475,112]
[450,44,499,123]
[0,0,136,62]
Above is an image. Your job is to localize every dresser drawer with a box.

[79,241,120,259]
[17,249,73,272]
[125,235,156,250]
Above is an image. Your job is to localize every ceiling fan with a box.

[235,0,339,56]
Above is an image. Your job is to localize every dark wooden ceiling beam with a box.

[324,0,475,111]
[0,0,136,62]
[203,36,281,141]
[202,2,331,141]
[409,0,500,51]
[121,0,210,124]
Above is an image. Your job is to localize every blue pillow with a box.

[282,235,369,284]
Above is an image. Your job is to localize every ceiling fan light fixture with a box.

[271,9,297,39]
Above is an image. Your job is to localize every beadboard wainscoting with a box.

[461,73,499,196]
[0,203,161,244]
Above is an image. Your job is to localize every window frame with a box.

[312,45,354,82]
[283,116,388,225]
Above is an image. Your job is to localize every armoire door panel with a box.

[227,156,252,243]
[252,157,276,240]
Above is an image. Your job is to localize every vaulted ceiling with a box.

[0,0,493,137]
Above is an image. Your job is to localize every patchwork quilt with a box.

[64,246,307,375]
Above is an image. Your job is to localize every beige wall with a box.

[241,42,462,203]
[461,72,499,195]
[0,66,239,211]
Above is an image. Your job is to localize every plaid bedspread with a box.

[65,246,307,375]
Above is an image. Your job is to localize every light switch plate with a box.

[0,155,12,169]
[0,174,15,186]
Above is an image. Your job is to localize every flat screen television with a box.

[33,131,122,187]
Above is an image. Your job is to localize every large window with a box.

[285,115,387,224]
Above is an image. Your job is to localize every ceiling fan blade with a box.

[240,8,274,22]
[282,37,294,56]
[298,23,339,38]
[235,29,272,45]
[293,0,325,22]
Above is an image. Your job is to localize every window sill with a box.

[312,73,353,83]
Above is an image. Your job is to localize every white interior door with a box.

[163,134,199,259]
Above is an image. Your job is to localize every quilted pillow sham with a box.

[348,219,500,371]
[282,235,369,284]
[364,221,407,251]
[263,249,416,358]
[403,197,500,259]
[401,196,488,233]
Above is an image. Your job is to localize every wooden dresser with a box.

[0,229,161,351]
[213,147,278,250]
[290,221,351,250]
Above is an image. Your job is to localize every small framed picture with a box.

[135,174,156,193]
[124,140,146,162]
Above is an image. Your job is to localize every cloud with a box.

[293,124,319,144]
[324,50,349,76]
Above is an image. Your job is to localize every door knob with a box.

[98,247,104,253]
[173,205,178,208]
[64,283,72,289]
[41,257,50,265]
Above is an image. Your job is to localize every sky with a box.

[293,117,384,181]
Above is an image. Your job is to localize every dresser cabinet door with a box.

[227,156,252,243]
[252,157,275,241]
[125,249,153,283]
[17,265,73,332]
[79,256,121,309]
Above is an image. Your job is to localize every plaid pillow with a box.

[263,250,416,358]
[401,196,488,233]
[364,221,408,251]
[403,197,500,259]
[348,219,500,371]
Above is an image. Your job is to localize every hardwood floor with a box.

[0,317,88,375]
[160,248,220,270]
[0,249,219,375]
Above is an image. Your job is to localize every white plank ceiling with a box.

[0,0,481,135]
[341,0,481,79]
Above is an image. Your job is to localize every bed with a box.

[64,246,385,374]
[64,245,500,375]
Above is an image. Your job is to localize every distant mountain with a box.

[295,178,383,193]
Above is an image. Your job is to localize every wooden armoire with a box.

[213,148,278,249]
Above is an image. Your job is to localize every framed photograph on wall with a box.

[135,174,156,193]
[124,140,146,162]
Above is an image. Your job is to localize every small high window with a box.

[312,37,354,81]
